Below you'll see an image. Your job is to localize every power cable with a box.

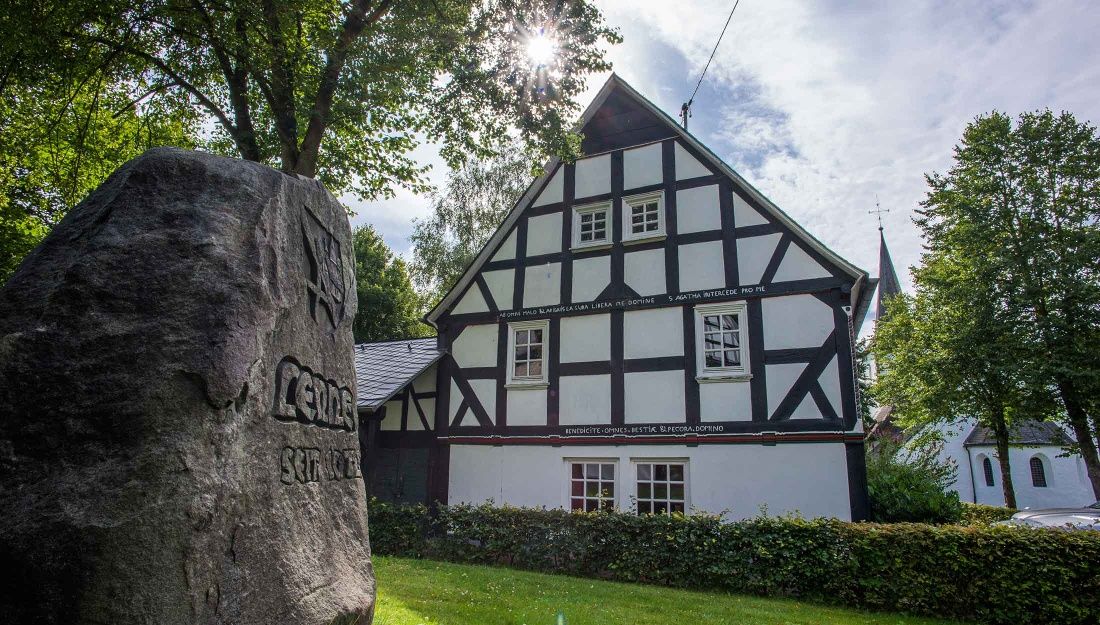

[680,0,741,129]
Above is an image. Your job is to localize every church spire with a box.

[869,200,901,320]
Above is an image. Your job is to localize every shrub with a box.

[368,502,1100,625]
[866,438,963,523]
[961,502,1018,526]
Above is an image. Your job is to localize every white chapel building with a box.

[355,75,876,521]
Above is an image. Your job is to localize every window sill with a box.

[572,242,613,253]
[623,233,667,246]
[696,373,752,384]
[505,382,549,390]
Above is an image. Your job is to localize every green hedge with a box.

[960,502,1018,526]
[368,500,1100,625]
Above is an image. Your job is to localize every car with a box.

[995,502,1100,530]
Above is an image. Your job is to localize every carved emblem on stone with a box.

[301,206,349,332]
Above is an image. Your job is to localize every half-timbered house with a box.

[358,75,875,520]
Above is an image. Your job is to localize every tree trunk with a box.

[990,408,1017,509]
[1059,378,1100,500]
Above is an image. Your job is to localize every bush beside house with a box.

[369,500,1100,625]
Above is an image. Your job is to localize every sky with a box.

[347,0,1100,296]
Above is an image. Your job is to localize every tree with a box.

[920,111,1100,500]
[0,79,197,283]
[410,144,535,303]
[352,224,432,343]
[865,435,963,524]
[3,0,619,200]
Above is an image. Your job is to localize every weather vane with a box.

[869,197,889,232]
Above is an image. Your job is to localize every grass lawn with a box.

[373,557,962,625]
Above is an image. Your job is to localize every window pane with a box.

[581,232,592,242]
[654,483,667,499]
[646,221,658,232]
[530,329,543,343]
[571,498,583,510]
[723,332,739,349]
[585,499,597,512]
[638,501,652,515]
[671,483,684,500]
[585,463,599,479]
[586,481,598,496]
[601,464,614,479]
[530,345,542,361]
[670,502,685,514]
[580,213,592,224]
[514,362,528,377]
[516,329,528,345]
[571,481,583,496]
[705,352,722,368]
[601,499,614,512]
[724,350,740,366]
[670,465,684,481]
[704,315,720,331]
[655,464,667,480]
[572,464,583,479]
[638,464,651,480]
[515,346,528,361]
[654,501,668,514]
[529,360,542,377]
[638,483,651,498]
[721,314,735,330]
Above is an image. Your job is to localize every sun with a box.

[526,30,558,67]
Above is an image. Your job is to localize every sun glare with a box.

[526,31,558,67]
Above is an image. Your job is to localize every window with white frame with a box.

[623,191,664,240]
[573,202,610,248]
[694,302,750,380]
[507,320,549,386]
[568,461,616,511]
[635,461,686,515]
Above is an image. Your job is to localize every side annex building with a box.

[356,75,875,520]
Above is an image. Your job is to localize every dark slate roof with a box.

[353,337,443,410]
[964,421,1070,447]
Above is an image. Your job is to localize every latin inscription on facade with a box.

[561,424,727,437]
[498,285,771,320]
[272,356,357,432]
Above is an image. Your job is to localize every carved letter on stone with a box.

[295,369,316,423]
[273,359,300,421]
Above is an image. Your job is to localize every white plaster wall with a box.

[448,442,853,520]
[624,248,666,296]
[761,294,834,350]
[506,388,547,425]
[523,262,561,308]
[559,374,612,425]
[732,192,769,227]
[736,233,781,285]
[674,142,711,180]
[572,255,609,302]
[451,286,488,315]
[449,379,463,423]
[700,381,752,422]
[575,154,611,199]
[624,370,685,423]
[773,243,832,282]
[678,241,726,292]
[533,168,563,206]
[412,364,437,393]
[482,269,514,311]
[380,399,403,430]
[764,363,824,420]
[624,307,683,359]
[526,212,563,256]
[469,379,497,425]
[819,356,842,418]
[410,398,434,430]
[492,229,517,261]
[452,323,498,368]
[676,185,722,234]
[560,313,611,362]
[624,142,663,190]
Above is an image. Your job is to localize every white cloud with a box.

[354,0,1100,294]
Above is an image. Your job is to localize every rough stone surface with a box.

[0,148,374,624]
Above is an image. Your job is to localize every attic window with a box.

[573,202,610,249]
[623,191,664,241]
